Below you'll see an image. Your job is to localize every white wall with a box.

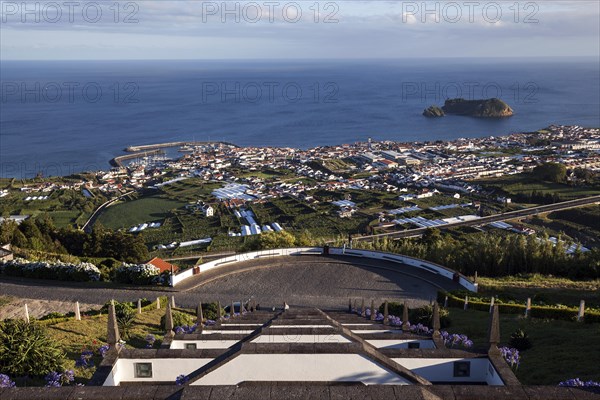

[366,339,436,349]
[107,358,213,385]
[171,247,477,292]
[392,358,503,385]
[169,340,239,349]
[192,354,412,385]
[252,334,351,344]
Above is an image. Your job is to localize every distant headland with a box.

[423,98,514,118]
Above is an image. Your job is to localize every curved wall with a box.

[171,247,477,292]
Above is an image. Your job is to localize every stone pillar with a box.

[171,296,176,308]
[137,299,142,314]
[240,300,245,314]
[432,302,441,338]
[370,299,376,321]
[463,296,469,310]
[474,271,478,283]
[489,297,495,313]
[360,298,365,317]
[487,304,500,354]
[353,299,358,314]
[164,301,174,338]
[578,300,585,322]
[217,301,222,320]
[107,300,120,346]
[156,297,161,309]
[75,301,81,321]
[402,301,410,331]
[525,298,531,318]
[232,301,236,317]
[443,296,448,308]
[197,302,203,325]
[24,303,30,324]
[383,301,389,325]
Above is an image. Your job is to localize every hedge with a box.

[438,292,600,323]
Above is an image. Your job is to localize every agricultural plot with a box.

[96,195,186,230]
[476,174,600,201]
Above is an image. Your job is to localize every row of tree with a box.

[343,229,600,279]
[0,217,148,263]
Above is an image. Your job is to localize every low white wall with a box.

[106,358,213,385]
[171,247,477,292]
[392,358,503,385]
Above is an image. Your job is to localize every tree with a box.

[0,320,66,377]
[259,231,296,249]
[533,162,567,183]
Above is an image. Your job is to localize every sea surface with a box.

[1,58,599,178]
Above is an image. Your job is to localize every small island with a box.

[423,98,514,118]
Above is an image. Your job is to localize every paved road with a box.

[0,255,462,312]
[353,195,600,242]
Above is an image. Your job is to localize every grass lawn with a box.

[446,308,600,385]
[477,275,600,308]
[45,306,169,381]
[476,175,600,201]
[97,196,186,230]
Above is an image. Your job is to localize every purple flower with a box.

[559,378,600,387]
[145,334,156,348]
[175,374,189,385]
[0,374,16,388]
[499,347,521,369]
[45,372,62,387]
[98,344,110,357]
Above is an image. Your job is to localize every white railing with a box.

[171,247,477,292]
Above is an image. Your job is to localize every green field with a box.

[476,174,600,201]
[477,275,600,308]
[446,308,600,385]
[97,196,186,230]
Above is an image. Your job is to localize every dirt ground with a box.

[0,297,100,320]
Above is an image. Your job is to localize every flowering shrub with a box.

[145,334,156,348]
[410,323,433,335]
[75,350,95,369]
[45,370,75,387]
[440,331,474,348]
[98,345,110,358]
[0,374,15,388]
[559,378,600,387]
[499,347,520,370]
[0,258,100,282]
[115,263,161,285]
[175,374,189,385]
[175,324,199,335]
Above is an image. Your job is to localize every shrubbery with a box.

[0,258,100,282]
[0,320,66,377]
[378,302,451,328]
[114,263,160,285]
[439,291,600,323]
[161,311,194,330]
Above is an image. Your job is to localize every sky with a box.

[1,0,599,60]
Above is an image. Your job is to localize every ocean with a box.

[1,58,599,178]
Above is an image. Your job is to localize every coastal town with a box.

[1,124,599,252]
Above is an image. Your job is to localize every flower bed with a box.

[0,258,100,282]
[114,263,160,285]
